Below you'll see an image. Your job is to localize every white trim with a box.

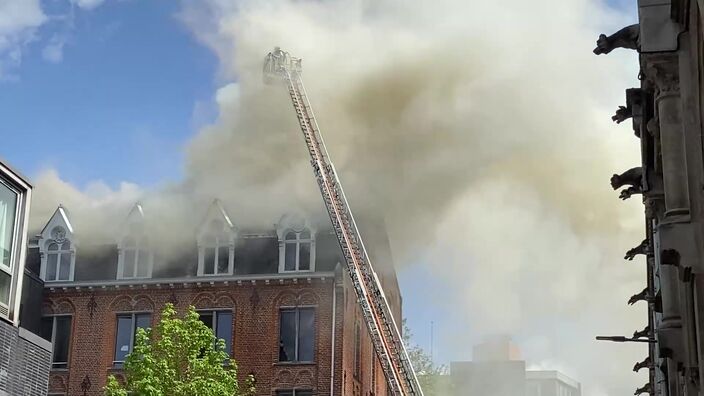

[0,161,31,325]
[197,201,237,277]
[278,228,316,273]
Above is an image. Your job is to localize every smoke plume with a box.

[29,0,649,394]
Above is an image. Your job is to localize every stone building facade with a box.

[596,1,704,395]
[34,200,401,396]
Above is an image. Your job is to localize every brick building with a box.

[32,200,402,396]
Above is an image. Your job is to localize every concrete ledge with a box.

[18,327,52,352]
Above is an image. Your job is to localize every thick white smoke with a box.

[29,0,649,394]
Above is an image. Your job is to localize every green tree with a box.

[104,303,255,396]
[402,319,450,396]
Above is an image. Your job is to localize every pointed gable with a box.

[39,205,75,245]
[198,199,236,239]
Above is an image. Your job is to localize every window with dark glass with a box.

[199,220,232,276]
[276,390,313,396]
[114,313,151,366]
[45,230,72,282]
[198,310,233,356]
[0,180,18,307]
[120,229,151,279]
[40,315,72,369]
[282,230,313,272]
[279,307,315,362]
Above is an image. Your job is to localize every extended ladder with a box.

[264,48,424,396]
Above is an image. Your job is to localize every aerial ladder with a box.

[263,47,424,396]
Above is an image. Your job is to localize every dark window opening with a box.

[279,308,315,362]
[41,315,72,369]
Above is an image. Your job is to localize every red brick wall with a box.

[44,277,339,396]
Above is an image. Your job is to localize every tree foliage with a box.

[402,319,449,396]
[104,304,255,396]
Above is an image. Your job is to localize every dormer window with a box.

[45,235,73,282]
[39,207,76,282]
[283,230,313,272]
[119,234,152,279]
[197,202,236,277]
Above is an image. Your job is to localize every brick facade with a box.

[44,271,396,396]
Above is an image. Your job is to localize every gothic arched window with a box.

[281,229,314,272]
[42,226,74,282]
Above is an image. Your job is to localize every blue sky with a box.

[1,0,217,188]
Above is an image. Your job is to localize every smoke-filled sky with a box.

[2,0,649,394]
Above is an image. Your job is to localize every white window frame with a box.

[0,163,30,325]
[42,314,72,369]
[197,230,234,276]
[117,236,153,279]
[41,231,75,282]
[278,229,315,273]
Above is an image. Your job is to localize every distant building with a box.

[449,337,581,396]
[526,371,581,396]
[0,158,52,395]
[32,201,403,396]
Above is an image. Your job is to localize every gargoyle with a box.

[612,105,632,124]
[628,288,650,305]
[625,239,649,261]
[620,185,643,200]
[594,24,640,55]
[633,325,650,339]
[611,167,643,190]
[633,356,651,372]
[634,382,652,395]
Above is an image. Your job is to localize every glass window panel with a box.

[0,270,10,305]
[61,241,70,250]
[285,231,296,240]
[59,253,71,280]
[279,310,296,361]
[217,246,229,274]
[114,316,133,362]
[47,253,58,281]
[0,183,17,269]
[123,250,136,278]
[136,250,150,277]
[296,391,313,396]
[199,311,214,329]
[284,243,296,271]
[299,230,310,240]
[135,313,151,331]
[53,316,72,367]
[216,312,233,356]
[40,317,53,341]
[204,247,215,274]
[276,391,294,396]
[47,243,58,251]
[298,308,315,362]
[299,243,310,271]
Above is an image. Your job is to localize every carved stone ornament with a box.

[51,226,67,243]
[644,55,680,96]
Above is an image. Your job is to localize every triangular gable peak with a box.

[198,199,236,240]
[120,202,145,239]
[39,205,75,245]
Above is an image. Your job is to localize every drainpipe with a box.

[330,271,337,396]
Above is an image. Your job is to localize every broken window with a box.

[198,219,233,276]
[198,310,233,357]
[279,307,315,362]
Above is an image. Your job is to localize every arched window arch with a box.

[118,231,152,279]
[280,229,314,272]
[41,226,75,282]
[198,219,234,276]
